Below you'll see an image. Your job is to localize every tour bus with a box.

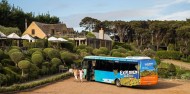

[82,56,158,86]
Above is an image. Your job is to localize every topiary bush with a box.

[48,49,61,59]
[31,54,44,67]
[61,51,75,66]
[18,60,31,77]
[28,48,42,56]
[9,52,24,67]
[8,49,20,56]
[99,47,109,55]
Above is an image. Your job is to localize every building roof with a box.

[67,28,75,32]
[92,32,112,41]
[34,21,68,34]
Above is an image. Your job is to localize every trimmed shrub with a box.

[117,47,127,53]
[10,46,20,50]
[1,59,14,66]
[31,54,44,67]
[86,46,93,54]
[51,58,62,67]
[9,52,24,67]
[156,51,182,60]
[18,60,31,77]
[92,49,99,55]
[77,44,86,49]
[112,52,122,57]
[48,49,60,59]
[0,72,72,93]
[28,48,42,56]
[32,51,43,56]
[28,64,39,79]
[8,49,20,56]
[61,52,75,66]
[99,47,109,55]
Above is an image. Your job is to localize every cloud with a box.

[61,8,160,29]
[154,0,190,9]
[155,10,190,20]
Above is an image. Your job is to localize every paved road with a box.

[162,59,190,70]
[18,78,190,94]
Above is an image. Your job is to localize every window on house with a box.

[32,29,35,35]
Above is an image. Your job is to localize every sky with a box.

[8,0,190,31]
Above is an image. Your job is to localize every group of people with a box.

[73,68,84,82]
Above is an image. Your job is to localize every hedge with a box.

[156,51,182,60]
[0,72,72,93]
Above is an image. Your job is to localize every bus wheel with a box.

[115,79,121,87]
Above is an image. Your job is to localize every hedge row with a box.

[156,51,182,60]
[0,72,72,93]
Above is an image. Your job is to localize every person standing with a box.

[73,68,78,81]
[79,68,84,82]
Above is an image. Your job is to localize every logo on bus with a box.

[120,70,138,77]
[145,63,153,66]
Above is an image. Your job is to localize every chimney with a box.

[99,28,104,40]
[25,19,27,30]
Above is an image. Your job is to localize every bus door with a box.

[86,60,95,81]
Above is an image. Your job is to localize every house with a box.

[69,28,112,50]
[23,21,75,39]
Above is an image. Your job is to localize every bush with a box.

[1,59,15,66]
[142,48,156,57]
[0,49,4,60]
[8,49,20,56]
[156,51,182,60]
[23,40,30,48]
[167,63,176,76]
[99,47,109,55]
[28,64,39,79]
[167,44,175,51]
[117,47,127,53]
[158,68,168,78]
[61,52,75,66]
[18,60,31,77]
[0,72,72,93]
[51,58,62,67]
[9,52,24,67]
[154,57,161,65]
[28,48,42,56]
[181,72,190,80]
[31,54,44,67]
[48,49,60,59]
[112,52,122,57]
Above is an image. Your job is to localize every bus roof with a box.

[84,56,152,62]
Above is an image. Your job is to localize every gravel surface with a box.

[18,78,190,94]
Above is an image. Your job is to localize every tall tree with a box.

[80,17,100,32]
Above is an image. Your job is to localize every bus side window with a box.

[128,63,138,71]
[113,62,120,71]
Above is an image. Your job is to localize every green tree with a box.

[9,52,24,67]
[18,60,31,77]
